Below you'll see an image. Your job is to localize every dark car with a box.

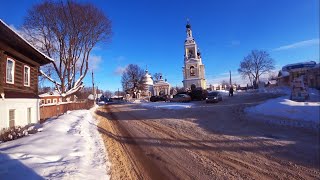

[150,95,167,102]
[206,91,222,103]
[170,94,191,102]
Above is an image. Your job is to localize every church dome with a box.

[186,23,191,29]
[143,70,153,86]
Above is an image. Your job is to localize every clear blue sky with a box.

[0,0,319,91]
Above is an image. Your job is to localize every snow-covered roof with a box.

[88,94,94,100]
[282,61,316,71]
[142,70,153,86]
[0,19,54,63]
[278,70,290,78]
[87,94,103,100]
[111,95,123,98]
[268,80,277,85]
[39,91,61,97]
[154,78,170,87]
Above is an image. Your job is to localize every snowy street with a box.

[0,109,110,180]
[95,92,320,180]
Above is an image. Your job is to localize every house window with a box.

[190,66,195,76]
[47,99,51,104]
[9,109,15,128]
[6,59,15,84]
[41,99,45,104]
[24,65,30,86]
[27,108,32,124]
[53,98,57,103]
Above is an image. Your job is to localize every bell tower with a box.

[182,20,206,90]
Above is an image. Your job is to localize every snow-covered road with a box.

[96,93,320,179]
[0,109,110,180]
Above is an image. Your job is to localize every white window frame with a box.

[41,99,45,104]
[24,65,31,87]
[47,99,51,104]
[53,98,57,103]
[6,58,15,84]
[9,109,15,128]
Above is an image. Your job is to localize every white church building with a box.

[182,21,206,90]
[141,69,171,97]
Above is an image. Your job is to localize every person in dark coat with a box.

[229,87,234,97]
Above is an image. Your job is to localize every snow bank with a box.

[131,99,149,104]
[140,102,193,110]
[246,93,320,128]
[0,109,110,179]
[257,86,291,95]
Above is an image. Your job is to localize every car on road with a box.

[206,91,222,103]
[150,95,167,102]
[170,94,191,103]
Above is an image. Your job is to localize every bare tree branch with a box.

[238,50,275,85]
[22,1,112,98]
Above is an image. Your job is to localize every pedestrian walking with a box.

[229,87,234,97]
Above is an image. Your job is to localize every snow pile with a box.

[258,86,291,95]
[140,102,193,110]
[98,101,106,105]
[131,99,149,104]
[215,90,230,96]
[246,95,320,126]
[0,110,110,179]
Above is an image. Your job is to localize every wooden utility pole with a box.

[92,70,95,99]
[229,70,232,86]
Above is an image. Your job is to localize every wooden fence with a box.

[40,100,94,123]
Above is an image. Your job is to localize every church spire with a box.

[186,18,192,38]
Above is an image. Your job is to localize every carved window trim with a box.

[6,58,15,84]
[24,65,31,87]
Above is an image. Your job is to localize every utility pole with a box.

[229,70,232,86]
[118,88,120,97]
[92,70,95,100]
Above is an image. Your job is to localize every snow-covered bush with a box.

[0,124,41,142]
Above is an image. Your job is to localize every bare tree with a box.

[121,64,145,97]
[153,73,162,82]
[238,50,275,84]
[268,71,278,80]
[22,1,112,97]
[38,86,54,94]
[220,80,229,86]
[104,90,113,98]
[74,87,93,100]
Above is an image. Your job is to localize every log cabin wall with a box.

[0,50,4,95]
[0,47,40,98]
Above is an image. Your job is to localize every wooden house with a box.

[0,19,53,130]
[39,91,62,105]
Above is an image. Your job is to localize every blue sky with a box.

[0,0,319,91]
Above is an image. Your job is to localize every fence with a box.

[40,100,94,123]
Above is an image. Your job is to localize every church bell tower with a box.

[182,20,206,90]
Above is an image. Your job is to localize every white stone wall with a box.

[0,98,39,130]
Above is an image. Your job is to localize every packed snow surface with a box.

[0,109,110,180]
[140,102,193,110]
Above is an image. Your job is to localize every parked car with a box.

[170,94,191,102]
[150,95,167,102]
[206,91,222,103]
[188,87,208,100]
